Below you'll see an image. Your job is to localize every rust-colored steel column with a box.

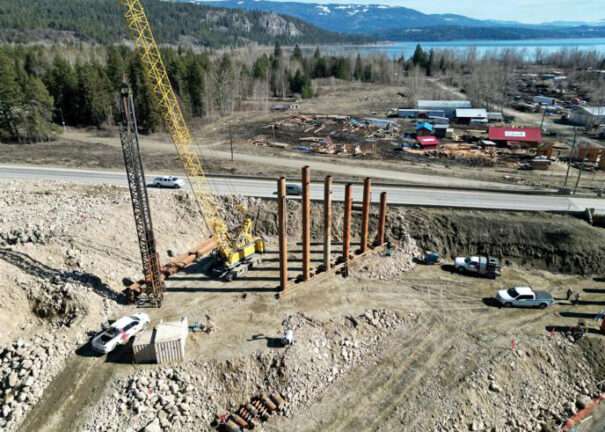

[323,176,332,271]
[343,183,353,262]
[376,191,387,246]
[302,166,311,281]
[278,177,288,291]
[361,177,372,253]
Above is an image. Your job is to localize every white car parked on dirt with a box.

[151,176,185,189]
[91,313,150,354]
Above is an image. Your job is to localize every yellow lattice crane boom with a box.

[119,0,263,274]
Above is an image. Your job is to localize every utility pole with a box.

[563,127,577,189]
[573,158,586,195]
[540,107,546,131]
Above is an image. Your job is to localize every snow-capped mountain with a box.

[182,0,486,34]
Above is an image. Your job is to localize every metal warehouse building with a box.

[417,100,472,119]
[569,106,605,127]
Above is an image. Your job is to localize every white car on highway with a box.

[91,313,150,354]
[151,176,185,188]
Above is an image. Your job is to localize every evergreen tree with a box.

[128,54,161,133]
[362,63,373,82]
[0,51,23,141]
[292,44,303,62]
[288,69,305,94]
[353,54,363,81]
[331,57,351,80]
[106,46,128,87]
[439,55,447,73]
[18,74,55,142]
[44,57,78,125]
[76,62,113,127]
[273,41,282,59]
[412,44,427,68]
[185,58,206,117]
[252,55,270,80]
[312,56,328,78]
[426,49,435,76]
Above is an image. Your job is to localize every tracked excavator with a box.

[118,0,264,305]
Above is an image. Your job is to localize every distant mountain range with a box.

[179,0,605,40]
[0,0,366,46]
[181,0,487,33]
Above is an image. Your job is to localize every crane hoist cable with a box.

[118,0,240,259]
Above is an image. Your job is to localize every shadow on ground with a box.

[0,248,124,304]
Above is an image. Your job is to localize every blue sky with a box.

[272,0,602,24]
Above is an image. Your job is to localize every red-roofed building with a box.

[488,127,542,146]
[416,136,440,149]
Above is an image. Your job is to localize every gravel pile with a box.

[0,336,75,431]
[435,336,603,432]
[84,309,414,432]
[0,182,117,246]
[353,235,420,280]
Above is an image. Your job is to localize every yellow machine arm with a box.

[119,0,237,259]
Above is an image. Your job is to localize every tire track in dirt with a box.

[19,350,133,432]
[286,316,440,432]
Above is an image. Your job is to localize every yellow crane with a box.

[119,0,264,282]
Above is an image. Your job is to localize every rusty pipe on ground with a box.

[270,391,286,410]
[260,393,277,412]
[230,413,249,429]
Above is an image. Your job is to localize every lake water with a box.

[317,38,605,59]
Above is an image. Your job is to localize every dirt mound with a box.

[403,208,605,275]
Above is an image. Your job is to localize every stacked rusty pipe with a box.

[215,391,287,431]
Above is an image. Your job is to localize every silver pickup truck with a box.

[496,286,555,309]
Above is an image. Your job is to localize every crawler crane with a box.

[118,0,265,303]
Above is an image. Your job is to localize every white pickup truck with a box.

[454,256,500,279]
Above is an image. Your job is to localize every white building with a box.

[569,106,605,127]
[455,108,488,125]
[417,100,472,119]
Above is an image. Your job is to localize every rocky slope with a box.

[0,0,359,46]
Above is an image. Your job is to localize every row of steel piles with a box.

[277,166,388,292]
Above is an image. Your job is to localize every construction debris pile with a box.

[27,279,88,327]
[352,237,420,280]
[253,114,400,156]
[0,336,77,431]
[83,309,414,432]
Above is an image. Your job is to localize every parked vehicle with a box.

[91,313,150,354]
[286,184,303,196]
[496,286,555,309]
[454,256,500,279]
[151,176,185,188]
[421,251,440,265]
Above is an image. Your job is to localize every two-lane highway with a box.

[1,164,604,212]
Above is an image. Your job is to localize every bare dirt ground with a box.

[2,79,604,193]
[3,180,605,431]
